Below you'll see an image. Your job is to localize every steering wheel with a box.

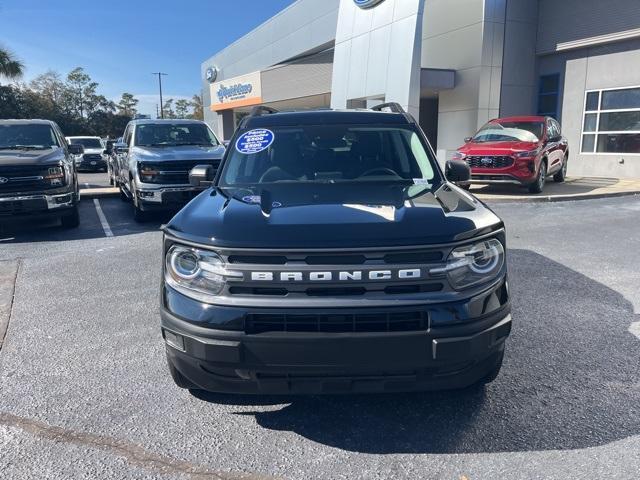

[359,167,400,178]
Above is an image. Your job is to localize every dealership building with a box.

[201,0,640,178]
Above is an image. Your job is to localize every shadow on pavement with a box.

[472,177,619,196]
[194,249,640,454]
[0,198,171,243]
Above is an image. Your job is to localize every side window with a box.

[546,121,554,140]
[124,126,133,146]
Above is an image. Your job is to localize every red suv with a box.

[453,116,568,193]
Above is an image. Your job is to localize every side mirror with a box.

[445,160,471,183]
[464,137,473,143]
[114,143,129,154]
[189,164,215,187]
[68,144,84,155]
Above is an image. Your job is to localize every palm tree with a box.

[0,47,24,80]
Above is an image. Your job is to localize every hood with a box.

[83,148,104,155]
[131,145,225,161]
[0,147,66,166]
[166,183,503,249]
[458,140,540,155]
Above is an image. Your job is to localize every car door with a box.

[544,119,563,174]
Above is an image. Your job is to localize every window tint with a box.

[69,138,103,148]
[0,124,59,148]
[585,91,600,111]
[472,122,543,143]
[220,125,438,186]
[134,123,218,147]
[537,74,560,119]
[601,88,640,110]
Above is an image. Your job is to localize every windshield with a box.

[68,137,102,149]
[472,121,544,143]
[219,125,440,188]
[134,123,219,147]
[0,124,59,149]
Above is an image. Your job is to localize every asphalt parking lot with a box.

[0,193,639,479]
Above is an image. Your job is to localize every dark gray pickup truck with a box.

[0,119,82,228]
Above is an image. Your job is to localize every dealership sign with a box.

[210,71,262,112]
[205,66,218,83]
[354,0,386,8]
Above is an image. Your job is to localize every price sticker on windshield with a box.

[235,129,274,155]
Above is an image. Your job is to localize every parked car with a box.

[105,137,122,186]
[0,119,82,228]
[453,116,569,193]
[160,104,511,394]
[115,119,225,221]
[66,136,108,172]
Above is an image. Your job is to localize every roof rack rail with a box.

[370,102,405,114]
[249,105,279,117]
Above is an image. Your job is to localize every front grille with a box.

[82,153,103,161]
[139,159,221,185]
[246,310,429,333]
[0,165,60,194]
[466,156,514,169]
[219,246,451,300]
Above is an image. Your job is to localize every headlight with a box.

[452,151,467,160]
[515,149,540,158]
[138,163,160,183]
[165,245,242,301]
[431,238,505,290]
[44,166,65,186]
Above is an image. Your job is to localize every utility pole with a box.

[156,104,159,119]
[152,72,168,119]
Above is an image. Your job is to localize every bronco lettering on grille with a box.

[250,269,424,282]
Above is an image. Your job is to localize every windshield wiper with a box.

[0,145,49,150]
[174,142,215,147]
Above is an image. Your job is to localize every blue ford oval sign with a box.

[354,0,386,8]
[205,66,218,83]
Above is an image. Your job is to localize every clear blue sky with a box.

[0,0,296,115]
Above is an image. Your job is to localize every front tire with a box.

[60,204,80,229]
[528,161,547,194]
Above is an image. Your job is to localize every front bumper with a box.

[0,191,76,217]
[136,185,205,210]
[161,284,512,394]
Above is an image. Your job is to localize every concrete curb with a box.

[80,187,119,199]
[476,190,640,203]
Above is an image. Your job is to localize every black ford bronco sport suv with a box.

[0,119,82,228]
[160,104,511,394]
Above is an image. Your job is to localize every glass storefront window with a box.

[581,86,640,154]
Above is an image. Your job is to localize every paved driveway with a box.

[0,196,638,479]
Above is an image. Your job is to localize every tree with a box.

[190,94,204,120]
[174,99,190,119]
[0,46,24,81]
[66,67,97,118]
[162,98,176,119]
[117,93,138,117]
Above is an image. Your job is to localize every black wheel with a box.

[109,174,114,186]
[553,155,568,182]
[528,161,547,194]
[60,204,80,229]
[133,203,149,223]
[166,351,198,390]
